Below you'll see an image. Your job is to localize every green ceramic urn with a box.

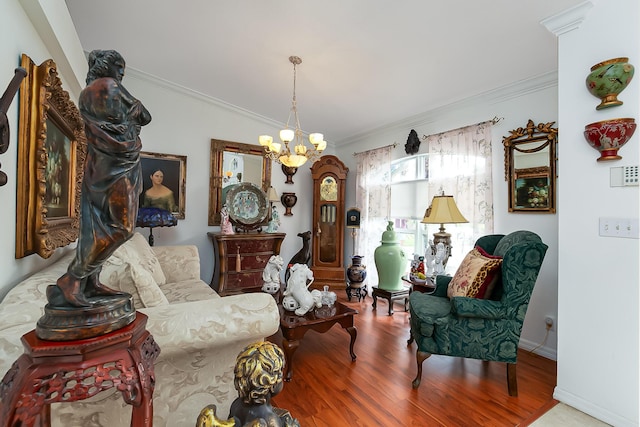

[586,57,634,110]
[374,221,406,291]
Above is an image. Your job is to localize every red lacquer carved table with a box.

[0,312,160,427]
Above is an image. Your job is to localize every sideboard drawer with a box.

[224,253,273,272]
[225,271,263,291]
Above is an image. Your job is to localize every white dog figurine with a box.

[283,263,322,316]
[261,255,284,294]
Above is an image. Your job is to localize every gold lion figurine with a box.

[196,341,299,427]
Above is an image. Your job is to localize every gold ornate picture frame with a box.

[16,54,87,259]
[139,151,187,219]
[503,120,557,213]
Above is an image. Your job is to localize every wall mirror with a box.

[208,138,271,225]
[503,119,557,213]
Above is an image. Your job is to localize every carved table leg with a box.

[281,338,299,382]
[345,326,357,361]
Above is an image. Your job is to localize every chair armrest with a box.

[450,296,507,320]
[139,293,279,353]
[152,245,201,283]
[432,275,452,297]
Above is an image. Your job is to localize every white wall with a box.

[553,0,639,425]
[0,0,85,300]
[119,70,324,285]
[335,75,561,358]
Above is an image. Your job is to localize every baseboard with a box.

[553,387,635,427]
[519,338,557,361]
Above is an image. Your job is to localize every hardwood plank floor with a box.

[268,292,556,426]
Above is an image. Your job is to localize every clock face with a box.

[320,176,337,201]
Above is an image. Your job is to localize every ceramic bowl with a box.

[584,118,636,161]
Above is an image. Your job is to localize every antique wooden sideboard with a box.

[208,232,285,295]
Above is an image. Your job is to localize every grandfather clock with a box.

[310,155,349,290]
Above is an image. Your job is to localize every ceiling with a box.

[64,1,582,145]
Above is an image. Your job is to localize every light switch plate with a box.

[599,217,640,238]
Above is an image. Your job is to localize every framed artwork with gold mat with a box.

[15,54,87,259]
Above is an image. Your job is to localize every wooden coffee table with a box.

[279,302,358,381]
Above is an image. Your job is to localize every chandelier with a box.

[259,56,326,168]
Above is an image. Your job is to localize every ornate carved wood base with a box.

[0,312,159,427]
[36,294,136,341]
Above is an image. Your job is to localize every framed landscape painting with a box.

[15,54,86,259]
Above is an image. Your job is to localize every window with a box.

[389,155,430,273]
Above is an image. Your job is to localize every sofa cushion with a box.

[127,263,170,307]
[100,259,168,309]
[447,247,502,299]
[112,232,167,285]
[157,279,220,304]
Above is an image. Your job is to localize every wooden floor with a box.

[268,292,556,427]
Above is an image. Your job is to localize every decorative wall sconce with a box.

[584,118,636,162]
[281,192,297,216]
[586,57,634,110]
[282,164,298,184]
[0,67,28,186]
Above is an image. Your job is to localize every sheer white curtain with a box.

[425,121,494,270]
[355,145,392,287]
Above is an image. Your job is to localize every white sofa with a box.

[0,233,280,426]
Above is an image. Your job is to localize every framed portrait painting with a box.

[16,54,87,259]
[139,152,186,219]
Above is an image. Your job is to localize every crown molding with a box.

[339,71,558,146]
[541,1,594,36]
[125,67,283,129]
[124,67,336,150]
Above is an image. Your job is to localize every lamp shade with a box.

[267,186,279,202]
[421,195,468,224]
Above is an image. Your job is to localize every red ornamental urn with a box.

[584,118,636,162]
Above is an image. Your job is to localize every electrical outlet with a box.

[544,315,555,331]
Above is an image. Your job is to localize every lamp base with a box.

[430,226,452,269]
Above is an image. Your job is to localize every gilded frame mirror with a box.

[503,120,558,213]
[208,138,271,225]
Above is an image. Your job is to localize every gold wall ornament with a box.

[503,119,558,213]
[16,54,87,258]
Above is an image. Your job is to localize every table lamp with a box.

[267,186,279,218]
[420,193,468,267]
[136,207,177,246]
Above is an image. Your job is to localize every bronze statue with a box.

[46,50,151,308]
[196,342,300,427]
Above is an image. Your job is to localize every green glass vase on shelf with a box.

[374,221,406,291]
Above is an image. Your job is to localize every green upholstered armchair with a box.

[408,230,548,396]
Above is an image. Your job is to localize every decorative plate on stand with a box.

[226,182,268,231]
